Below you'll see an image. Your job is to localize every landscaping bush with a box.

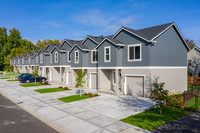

[64,87,69,90]
[84,93,88,95]
[88,93,93,97]
[94,94,99,96]
[58,86,63,89]
[167,93,184,108]
[184,106,197,112]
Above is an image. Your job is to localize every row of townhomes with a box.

[10,22,189,97]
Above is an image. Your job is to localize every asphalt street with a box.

[0,93,58,133]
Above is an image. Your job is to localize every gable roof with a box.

[61,39,83,47]
[31,51,38,58]
[113,22,190,50]
[38,49,50,55]
[50,44,67,53]
[45,43,56,50]
[69,44,89,53]
[96,35,125,49]
[81,35,105,45]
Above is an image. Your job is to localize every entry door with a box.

[66,71,71,85]
[50,69,52,81]
[112,71,121,90]
[90,73,97,89]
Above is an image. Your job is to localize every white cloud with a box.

[72,9,139,34]
[39,21,62,29]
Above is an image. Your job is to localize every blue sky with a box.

[1,0,200,46]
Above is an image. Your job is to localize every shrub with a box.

[94,94,99,96]
[84,93,88,95]
[167,93,184,108]
[64,87,69,90]
[184,107,197,112]
[88,93,93,97]
[58,86,63,89]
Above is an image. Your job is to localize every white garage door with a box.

[90,73,97,89]
[125,76,144,97]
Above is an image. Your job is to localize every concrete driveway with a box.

[0,79,154,133]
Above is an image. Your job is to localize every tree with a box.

[32,66,39,84]
[152,82,169,114]
[35,39,61,51]
[75,69,86,96]
[185,39,196,49]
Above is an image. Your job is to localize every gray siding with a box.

[71,47,83,67]
[61,42,72,65]
[38,52,50,66]
[149,26,187,66]
[115,30,149,66]
[46,45,52,52]
[83,39,98,67]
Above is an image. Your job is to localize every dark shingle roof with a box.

[54,44,66,51]
[106,35,123,44]
[123,22,174,40]
[88,35,105,44]
[40,49,49,54]
[76,44,89,50]
[64,39,83,46]
[49,44,56,48]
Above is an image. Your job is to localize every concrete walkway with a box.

[0,79,154,133]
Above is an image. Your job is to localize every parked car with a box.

[18,73,30,81]
[18,74,47,83]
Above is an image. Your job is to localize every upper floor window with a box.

[75,51,79,63]
[28,57,30,64]
[36,56,38,63]
[128,44,142,62]
[104,46,111,62]
[18,59,20,64]
[55,52,58,63]
[40,54,43,64]
[50,54,52,63]
[22,59,24,64]
[91,50,98,63]
[14,60,15,64]
[67,51,71,62]
[188,60,192,66]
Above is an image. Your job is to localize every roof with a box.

[96,35,125,49]
[31,51,38,58]
[113,22,190,50]
[188,47,200,53]
[62,39,83,47]
[69,44,89,53]
[50,44,67,53]
[38,49,50,55]
[81,35,105,45]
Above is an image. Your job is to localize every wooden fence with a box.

[188,77,200,86]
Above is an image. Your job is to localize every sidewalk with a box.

[0,79,154,133]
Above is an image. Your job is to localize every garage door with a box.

[125,76,144,97]
[90,73,97,89]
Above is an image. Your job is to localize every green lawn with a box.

[20,83,44,87]
[0,77,10,79]
[185,94,200,108]
[120,106,190,131]
[58,95,90,103]
[7,79,18,81]
[35,88,65,93]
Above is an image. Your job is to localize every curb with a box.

[0,90,70,133]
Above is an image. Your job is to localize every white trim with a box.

[61,40,72,47]
[96,38,125,49]
[67,51,71,62]
[75,51,79,63]
[127,43,142,62]
[81,36,99,45]
[40,65,71,68]
[50,46,66,54]
[66,71,69,84]
[124,74,145,97]
[98,66,187,69]
[91,50,98,63]
[104,46,111,62]
[40,54,43,64]
[71,67,97,69]
[113,27,149,42]
[55,52,58,63]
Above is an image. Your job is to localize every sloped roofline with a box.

[188,47,200,53]
[81,35,99,45]
[37,49,50,55]
[69,44,90,53]
[113,23,190,50]
[50,46,66,54]
[61,40,73,47]
[96,38,125,49]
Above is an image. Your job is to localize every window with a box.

[50,54,52,63]
[14,60,15,64]
[75,51,79,63]
[91,50,98,63]
[18,60,20,64]
[188,60,192,66]
[104,46,111,62]
[22,59,24,64]
[128,44,142,62]
[40,54,43,64]
[67,51,71,62]
[55,52,58,63]
[28,57,30,64]
[36,56,38,63]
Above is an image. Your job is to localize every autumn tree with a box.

[185,39,196,49]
